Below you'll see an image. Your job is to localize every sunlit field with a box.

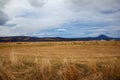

[0,41,120,80]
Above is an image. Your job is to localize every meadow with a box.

[0,41,120,80]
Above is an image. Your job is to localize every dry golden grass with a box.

[0,41,120,80]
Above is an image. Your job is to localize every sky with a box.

[0,0,120,38]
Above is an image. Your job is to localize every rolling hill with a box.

[0,35,120,42]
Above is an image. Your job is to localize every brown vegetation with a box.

[0,41,120,80]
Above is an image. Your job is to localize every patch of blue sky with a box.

[28,20,120,37]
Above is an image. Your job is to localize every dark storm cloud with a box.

[0,0,9,25]
[0,10,9,25]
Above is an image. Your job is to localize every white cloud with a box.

[0,0,120,37]
[31,33,53,37]
[56,28,68,32]
[0,26,18,36]
[64,0,120,11]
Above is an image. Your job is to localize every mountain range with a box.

[0,35,120,42]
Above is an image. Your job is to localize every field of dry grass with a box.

[0,41,120,80]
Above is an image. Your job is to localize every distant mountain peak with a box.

[98,34,109,38]
[96,34,110,40]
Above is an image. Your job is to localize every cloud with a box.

[56,28,68,32]
[29,0,48,7]
[0,0,120,37]
[0,0,9,8]
[0,25,18,36]
[101,9,120,14]
[0,0,9,25]
[0,10,9,25]
[31,33,52,37]
[64,0,120,11]
[2,0,75,33]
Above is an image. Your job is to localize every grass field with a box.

[0,41,120,80]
